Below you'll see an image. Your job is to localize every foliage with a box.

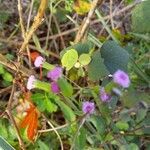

[0,0,150,149]
[101,41,129,73]
[131,0,150,33]
[0,64,13,87]
[73,0,91,15]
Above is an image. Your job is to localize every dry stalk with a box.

[18,0,48,55]
[5,83,26,150]
[74,0,103,43]
[18,0,32,67]
[42,114,64,150]
[38,0,139,42]
[0,38,60,59]
[0,1,48,149]
[0,53,33,76]
[53,15,66,49]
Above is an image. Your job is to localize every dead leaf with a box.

[20,104,39,141]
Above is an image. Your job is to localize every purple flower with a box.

[34,56,44,67]
[113,70,130,88]
[47,67,62,81]
[100,87,111,102]
[82,101,95,115]
[51,82,60,93]
[27,75,36,90]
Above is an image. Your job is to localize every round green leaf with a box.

[61,49,78,70]
[78,54,91,66]
[2,72,13,82]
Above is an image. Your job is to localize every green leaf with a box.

[2,80,11,87]
[32,34,42,52]
[31,93,57,113]
[37,140,49,150]
[119,109,132,122]
[31,93,46,112]
[75,127,86,150]
[131,0,150,33]
[120,143,139,150]
[0,136,15,150]
[8,125,17,140]
[35,81,51,92]
[5,54,14,60]
[0,120,8,139]
[61,41,93,57]
[90,115,106,135]
[105,81,117,93]
[0,11,10,29]
[45,94,57,113]
[42,62,55,70]
[61,49,78,70]
[123,87,150,108]
[143,113,150,135]
[88,51,109,81]
[77,67,85,77]
[101,41,129,74]
[58,78,73,97]
[136,108,147,123]
[100,104,111,124]
[104,132,113,142]
[116,121,129,131]
[55,9,68,23]
[74,42,93,55]
[78,53,91,66]
[2,72,13,82]
[0,64,5,74]
[54,97,76,122]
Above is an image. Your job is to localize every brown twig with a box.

[0,38,60,59]
[53,15,66,49]
[17,0,26,39]
[110,0,114,29]
[39,27,78,42]
[0,53,34,77]
[5,82,26,150]
[38,123,68,133]
[74,0,103,43]
[42,114,64,150]
[18,0,32,68]
[38,0,140,42]
[0,86,12,95]
[0,1,138,46]
[18,0,48,54]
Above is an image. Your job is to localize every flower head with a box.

[51,82,60,93]
[27,75,36,90]
[34,56,44,67]
[100,87,111,102]
[113,70,130,88]
[82,101,95,115]
[47,67,62,81]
